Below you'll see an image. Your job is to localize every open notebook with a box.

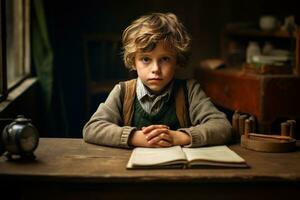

[127,145,248,169]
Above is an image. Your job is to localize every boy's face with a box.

[134,41,177,94]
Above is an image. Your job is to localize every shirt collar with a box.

[136,77,174,101]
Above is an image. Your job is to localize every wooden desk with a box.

[1,138,300,200]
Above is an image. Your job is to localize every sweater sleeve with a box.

[178,79,232,147]
[82,84,136,148]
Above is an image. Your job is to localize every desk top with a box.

[1,138,300,183]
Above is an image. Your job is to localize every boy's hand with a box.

[129,129,172,148]
[142,125,173,147]
[168,130,191,146]
[142,125,191,146]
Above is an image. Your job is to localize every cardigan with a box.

[83,79,232,148]
[132,97,180,130]
[120,79,190,128]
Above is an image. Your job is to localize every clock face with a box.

[19,126,39,152]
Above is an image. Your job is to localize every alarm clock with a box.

[1,115,39,160]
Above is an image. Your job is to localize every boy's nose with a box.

[151,61,161,73]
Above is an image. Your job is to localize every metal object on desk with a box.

[241,119,297,153]
[0,115,39,160]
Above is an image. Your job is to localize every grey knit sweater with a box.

[83,79,232,148]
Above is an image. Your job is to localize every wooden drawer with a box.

[196,68,261,118]
[196,68,300,134]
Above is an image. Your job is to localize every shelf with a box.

[221,28,300,76]
[223,28,300,38]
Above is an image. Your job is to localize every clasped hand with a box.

[130,125,191,147]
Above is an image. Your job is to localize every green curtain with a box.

[32,0,53,109]
[32,0,69,136]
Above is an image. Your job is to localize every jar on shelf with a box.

[262,42,274,55]
[246,41,261,64]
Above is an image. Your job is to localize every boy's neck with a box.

[142,79,174,96]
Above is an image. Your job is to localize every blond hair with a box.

[122,12,191,69]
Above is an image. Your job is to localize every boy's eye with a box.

[161,57,171,62]
[141,57,150,63]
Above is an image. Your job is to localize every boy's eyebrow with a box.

[137,52,150,56]
[137,52,176,57]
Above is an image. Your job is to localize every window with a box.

[0,0,7,100]
[0,0,30,101]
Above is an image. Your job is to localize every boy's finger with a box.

[158,133,173,142]
[148,133,172,144]
[142,125,169,133]
[145,128,169,141]
[147,136,161,144]
[156,140,172,147]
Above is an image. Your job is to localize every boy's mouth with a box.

[148,79,163,84]
[148,78,162,81]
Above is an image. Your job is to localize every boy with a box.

[83,13,232,148]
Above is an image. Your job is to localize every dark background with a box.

[42,0,299,137]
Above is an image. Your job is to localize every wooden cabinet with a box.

[196,28,300,135]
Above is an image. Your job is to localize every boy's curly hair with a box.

[122,12,191,70]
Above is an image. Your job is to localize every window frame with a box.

[0,0,31,103]
[0,0,7,101]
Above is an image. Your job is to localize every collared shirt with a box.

[136,78,173,115]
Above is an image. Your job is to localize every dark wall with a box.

[43,0,300,137]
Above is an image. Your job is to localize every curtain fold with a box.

[32,0,69,136]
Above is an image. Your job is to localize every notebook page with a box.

[182,145,246,164]
[127,146,186,167]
